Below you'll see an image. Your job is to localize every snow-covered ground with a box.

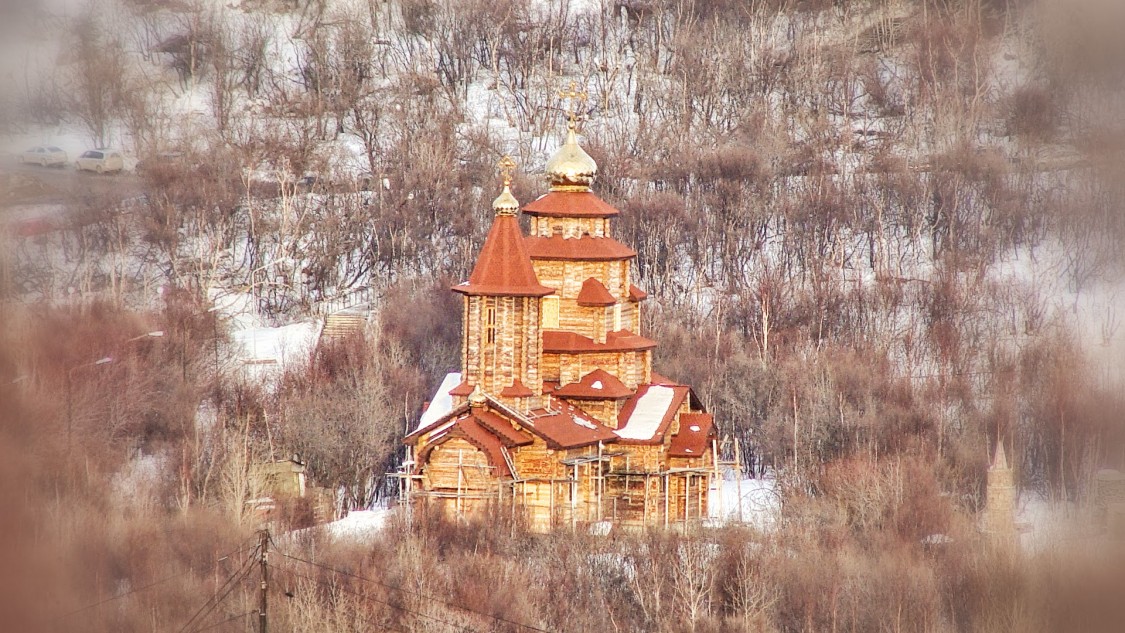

[205,289,320,382]
[1016,491,1080,552]
[285,506,395,543]
[709,475,781,531]
[320,508,393,540]
[229,321,319,379]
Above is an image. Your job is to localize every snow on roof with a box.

[614,385,676,440]
[416,372,462,432]
[572,414,597,429]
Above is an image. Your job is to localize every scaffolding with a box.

[395,436,745,531]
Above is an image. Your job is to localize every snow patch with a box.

[708,475,780,531]
[323,509,391,540]
[615,386,675,440]
[230,320,319,381]
[287,507,393,544]
[572,415,597,430]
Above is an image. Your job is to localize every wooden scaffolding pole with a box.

[685,474,691,524]
[657,472,666,532]
[456,449,464,516]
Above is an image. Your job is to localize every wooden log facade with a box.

[401,124,720,531]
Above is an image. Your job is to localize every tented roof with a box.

[453,214,554,297]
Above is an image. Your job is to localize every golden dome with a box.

[545,122,597,191]
[492,183,519,215]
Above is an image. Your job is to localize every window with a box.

[541,296,559,329]
[485,306,496,345]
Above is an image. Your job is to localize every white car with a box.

[20,146,68,167]
[75,149,125,174]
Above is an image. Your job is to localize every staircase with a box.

[319,311,368,343]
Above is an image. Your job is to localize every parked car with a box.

[19,146,68,167]
[75,149,125,173]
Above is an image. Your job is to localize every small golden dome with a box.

[545,122,597,191]
[492,183,519,215]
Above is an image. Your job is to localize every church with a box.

[400,112,720,531]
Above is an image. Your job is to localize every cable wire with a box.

[57,538,257,620]
[269,564,409,633]
[176,544,260,633]
[270,538,554,633]
[270,560,475,633]
[185,609,257,633]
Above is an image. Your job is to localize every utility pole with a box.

[258,529,268,633]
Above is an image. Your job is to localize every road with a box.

[2,159,145,208]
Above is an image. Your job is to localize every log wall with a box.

[462,295,541,410]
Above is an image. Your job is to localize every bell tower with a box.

[451,158,554,411]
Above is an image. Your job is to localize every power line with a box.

[270,564,459,633]
[177,544,260,633]
[186,609,257,633]
[267,565,413,633]
[271,541,555,633]
[57,538,257,620]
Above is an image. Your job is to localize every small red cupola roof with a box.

[553,368,632,399]
[500,379,536,398]
[522,191,620,218]
[453,177,555,298]
[576,278,616,306]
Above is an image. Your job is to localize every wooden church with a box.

[400,113,720,531]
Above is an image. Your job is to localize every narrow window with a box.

[541,296,560,329]
[486,306,497,345]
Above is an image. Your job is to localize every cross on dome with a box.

[558,82,588,129]
[492,155,520,215]
[546,83,597,191]
[498,155,517,186]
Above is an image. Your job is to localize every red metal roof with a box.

[448,414,515,478]
[453,214,554,297]
[499,379,536,398]
[576,278,616,306]
[628,284,648,302]
[404,403,469,444]
[525,235,636,261]
[525,399,619,449]
[521,191,620,218]
[669,412,715,458]
[448,380,474,396]
[408,404,535,478]
[471,408,535,447]
[553,368,633,399]
[649,372,681,386]
[542,329,657,353]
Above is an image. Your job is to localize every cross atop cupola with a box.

[492,155,519,216]
[558,82,588,130]
[546,84,597,191]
